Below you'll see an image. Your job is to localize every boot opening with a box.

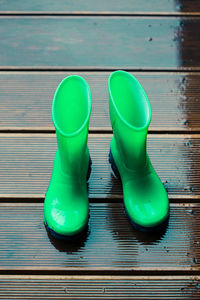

[109,71,151,129]
[52,76,91,135]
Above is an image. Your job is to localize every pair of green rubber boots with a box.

[43,70,169,240]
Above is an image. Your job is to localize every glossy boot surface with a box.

[108,70,169,231]
[44,75,92,239]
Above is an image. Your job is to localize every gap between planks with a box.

[3,67,200,72]
[0,274,198,280]
[1,128,200,134]
[0,269,200,276]
[0,195,200,203]
[1,12,200,17]
[0,202,197,207]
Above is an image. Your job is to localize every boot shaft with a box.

[108,70,151,169]
[52,75,92,176]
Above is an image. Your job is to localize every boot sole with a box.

[109,149,121,180]
[109,148,169,232]
[87,155,92,181]
[44,156,92,241]
[44,218,89,241]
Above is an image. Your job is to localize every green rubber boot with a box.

[44,75,92,240]
[108,70,169,231]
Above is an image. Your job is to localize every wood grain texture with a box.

[0,0,199,14]
[0,203,199,271]
[0,134,199,198]
[0,275,199,299]
[0,72,200,132]
[1,0,200,296]
[0,17,200,70]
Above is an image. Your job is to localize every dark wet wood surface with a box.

[0,134,199,198]
[0,72,200,132]
[1,0,200,14]
[0,17,200,70]
[0,276,199,300]
[0,203,199,271]
[1,1,200,299]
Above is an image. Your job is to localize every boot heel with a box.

[109,149,121,180]
[87,156,92,181]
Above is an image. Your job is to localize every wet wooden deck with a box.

[0,1,200,299]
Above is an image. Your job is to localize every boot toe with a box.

[45,206,89,237]
[124,174,169,229]
[44,186,89,238]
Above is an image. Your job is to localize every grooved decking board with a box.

[0,0,199,14]
[0,276,199,300]
[0,134,200,198]
[0,203,199,271]
[1,72,200,132]
[0,17,200,70]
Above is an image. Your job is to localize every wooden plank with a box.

[0,275,199,299]
[0,17,200,70]
[0,202,199,271]
[0,134,199,199]
[0,0,199,14]
[0,72,200,132]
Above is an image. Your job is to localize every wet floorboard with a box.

[0,203,199,271]
[0,17,200,70]
[0,134,199,198]
[0,276,199,300]
[0,72,200,132]
[0,0,200,14]
[0,1,200,299]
